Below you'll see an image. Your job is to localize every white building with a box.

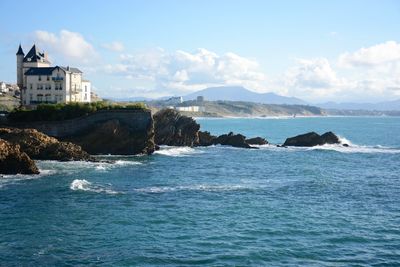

[175,106,205,112]
[0,82,7,93]
[17,44,91,106]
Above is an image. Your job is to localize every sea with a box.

[1,116,400,266]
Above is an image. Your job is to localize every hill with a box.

[177,100,324,117]
[183,86,307,105]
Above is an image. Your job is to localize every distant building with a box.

[175,106,205,112]
[164,96,183,105]
[196,96,204,102]
[0,82,7,93]
[16,44,91,106]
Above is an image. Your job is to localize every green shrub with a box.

[8,101,147,122]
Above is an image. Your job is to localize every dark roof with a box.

[60,66,82,73]
[24,65,83,76]
[23,44,50,63]
[16,44,24,56]
[24,67,55,76]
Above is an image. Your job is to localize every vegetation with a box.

[8,101,147,122]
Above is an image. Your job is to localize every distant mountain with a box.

[183,86,307,105]
[317,99,400,111]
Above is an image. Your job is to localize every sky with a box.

[0,0,399,103]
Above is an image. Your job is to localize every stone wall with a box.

[3,109,152,138]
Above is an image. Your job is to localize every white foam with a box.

[114,160,142,166]
[253,137,400,154]
[154,146,201,157]
[307,144,400,154]
[134,184,250,193]
[70,179,122,194]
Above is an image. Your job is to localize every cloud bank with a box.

[27,29,400,101]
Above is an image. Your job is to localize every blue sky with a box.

[0,0,399,102]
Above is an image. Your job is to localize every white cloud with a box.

[33,30,97,64]
[102,41,124,52]
[339,41,400,67]
[104,48,267,95]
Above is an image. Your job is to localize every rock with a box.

[214,132,254,149]
[320,131,340,144]
[64,120,155,155]
[246,137,268,145]
[342,143,349,147]
[0,139,39,174]
[0,128,94,161]
[154,109,200,146]
[198,131,217,146]
[282,131,341,147]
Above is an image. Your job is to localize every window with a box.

[30,84,33,90]
[45,84,51,90]
[47,76,50,81]
[37,94,43,102]
[85,85,87,92]
[38,76,41,81]
[29,94,33,101]
[84,94,87,100]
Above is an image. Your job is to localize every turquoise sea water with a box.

[1,117,400,266]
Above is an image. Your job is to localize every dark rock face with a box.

[154,109,200,146]
[214,132,252,149]
[283,131,341,147]
[0,128,94,161]
[246,137,268,145]
[0,139,39,174]
[320,131,340,144]
[198,131,217,146]
[64,120,155,155]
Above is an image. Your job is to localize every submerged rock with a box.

[282,131,341,147]
[245,137,268,145]
[0,139,39,174]
[154,109,200,147]
[0,128,94,161]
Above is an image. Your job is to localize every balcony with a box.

[52,77,64,81]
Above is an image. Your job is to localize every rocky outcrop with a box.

[214,132,253,148]
[198,131,217,146]
[282,131,341,147]
[64,120,155,155]
[154,109,200,146]
[0,139,39,174]
[4,109,155,156]
[0,128,94,161]
[246,137,268,145]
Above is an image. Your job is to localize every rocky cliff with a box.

[154,109,200,146]
[0,139,39,174]
[3,109,155,155]
[64,119,155,155]
[0,128,94,161]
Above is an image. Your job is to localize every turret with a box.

[16,44,24,89]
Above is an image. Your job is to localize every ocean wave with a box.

[70,179,122,194]
[154,146,201,157]
[134,184,251,193]
[0,169,55,188]
[254,137,400,154]
[306,144,400,154]
[37,159,143,174]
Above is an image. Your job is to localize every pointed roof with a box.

[16,44,24,55]
[23,44,50,63]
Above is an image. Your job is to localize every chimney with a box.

[67,66,70,71]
